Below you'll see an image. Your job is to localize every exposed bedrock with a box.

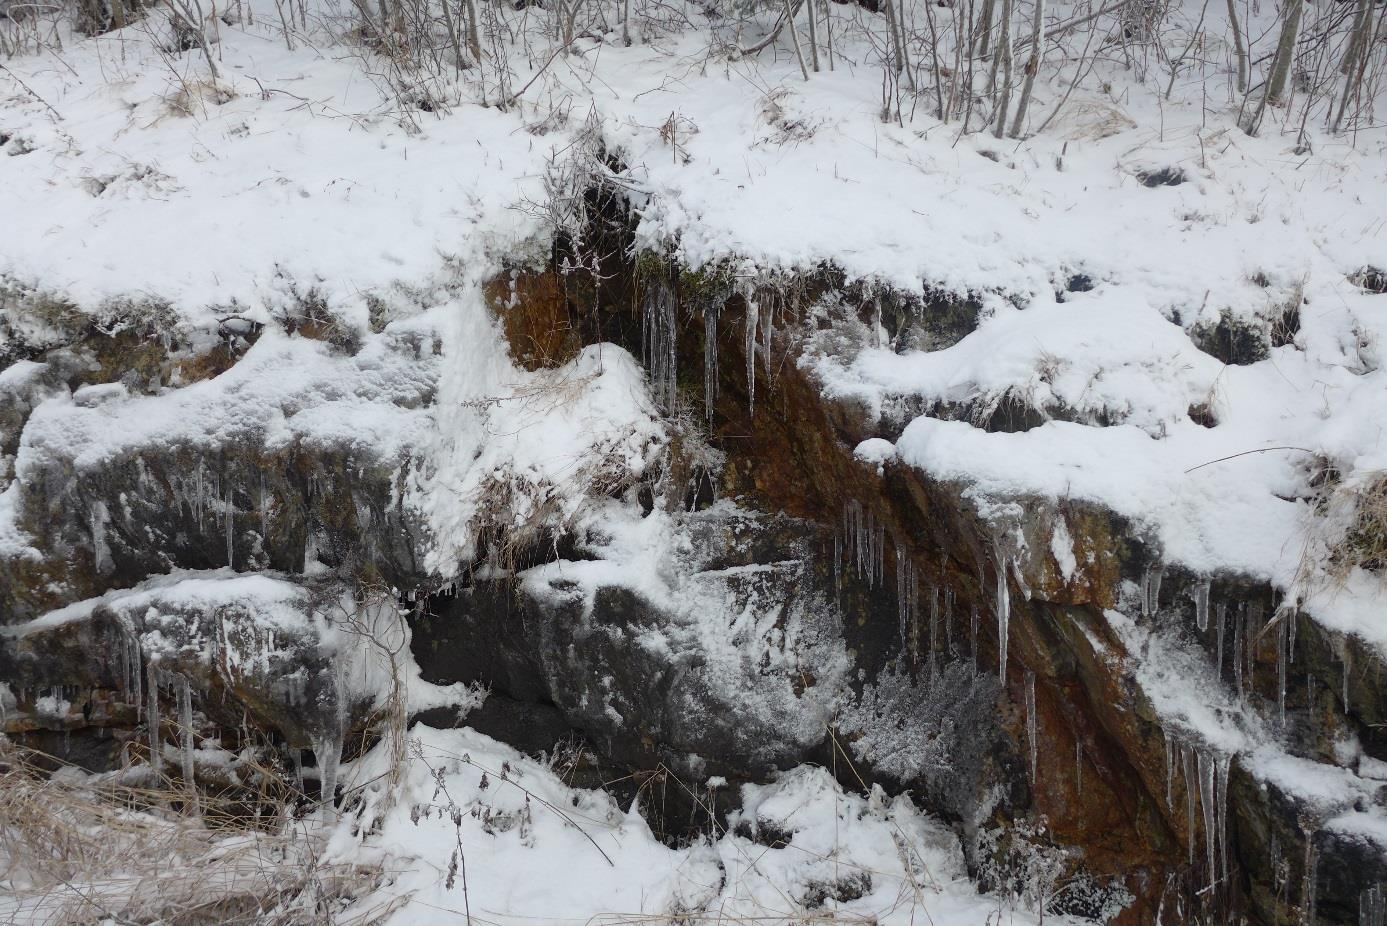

[2,240,1385,924]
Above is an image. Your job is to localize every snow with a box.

[415,341,667,574]
[1245,745,1379,818]
[853,437,896,474]
[0,26,551,323]
[1103,608,1255,755]
[329,725,1077,926]
[515,499,850,768]
[1327,808,1387,851]
[16,326,437,473]
[1050,517,1077,582]
[2,0,1384,653]
[2,0,1387,914]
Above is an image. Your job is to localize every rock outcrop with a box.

[2,236,1385,925]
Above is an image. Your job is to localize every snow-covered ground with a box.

[326,724,1088,926]
[3,0,1383,616]
[3,0,1386,917]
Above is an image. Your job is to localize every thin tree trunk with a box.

[974,0,996,57]
[805,0,821,72]
[1243,0,1301,134]
[897,0,918,90]
[1332,0,1375,131]
[1339,0,1371,75]
[993,0,1014,137]
[1264,0,1303,103]
[824,0,834,69]
[884,0,906,78]
[440,0,465,67]
[784,0,810,80]
[464,0,482,62]
[1009,0,1044,136]
[924,0,946,118]
[1226,0,1248,92]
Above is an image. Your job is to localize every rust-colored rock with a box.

[485,267,582,371]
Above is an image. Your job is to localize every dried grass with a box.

[1336,472,1387,575]
[0,738,399,926]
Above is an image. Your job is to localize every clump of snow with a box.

[333,725,1079,925]
[853,437,896,474]
[1245,745,1380,818]
[15,325,437,479]
[1050,518,1078,583]
[415,340,667,573]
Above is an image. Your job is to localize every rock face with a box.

[2,240,1385,925]
[1,572,373,743]
[413,507,847,779]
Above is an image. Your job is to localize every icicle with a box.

[314,732,341,811]
[641,272,678,413]
[1165,732,1175,809]
[703,305,719,426]
[1194,578,1211,632]
[146,663,162,775]
[1215,602,1227,680]
[119,632,131,700]
[995,541,1011,680]
[1183,745,1198,865]
[744,299,758,414]
[1247,601,1263,693]
[1302,834,1318,926]
[1075,741,1083,797]
[1287,606,1297,662]
[1233,605,1246,701]
[928,586,940,675]
[1198,750,1218,895]
[1342,635,1352,712]
[970,606,980,674]
[909,564,920,661]
[1277,616,1289,726]
[944,587,954,655]
[1025,671,1038,786]
[896,548,910,653]
[1273,837,1286,903]
[761,293,774,374]
[177,676,196,803]
[1361,882,1385,926]
[1217,755,1231,887]
[225,485,235,568]
[89,500,111,574]
[1142,565,1165,617]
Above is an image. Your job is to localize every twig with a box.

[1015,0,1136,54]
[0,62,64,121]
[433,749,616,866]
[1184,446,1315,474]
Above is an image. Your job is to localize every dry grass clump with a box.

[1337,472,1387,575]
[0,739,397,926]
